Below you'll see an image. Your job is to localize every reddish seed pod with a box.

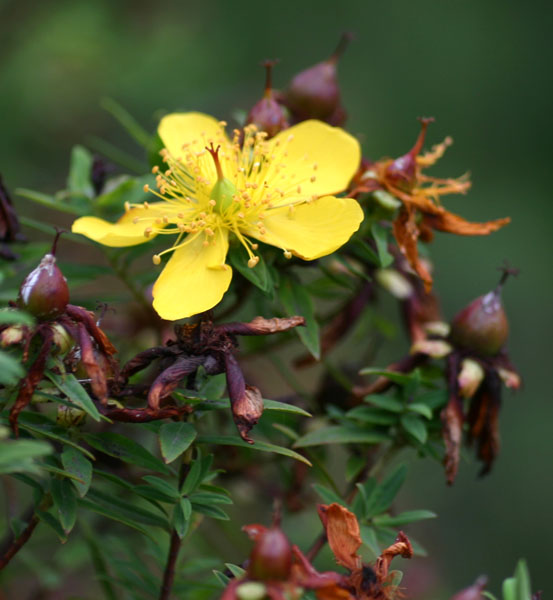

[246,60,289,138]
[284,33,352,123]
[18,253,69,320]
[449,270,515,356]
[248,527,292,581]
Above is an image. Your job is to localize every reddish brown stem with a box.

[0,513,39,570]
[159,530,182,600]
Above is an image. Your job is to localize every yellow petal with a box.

[158,112,231,180]
[265,120,361,203]
[152,228,232,320]
[249,196,364,260]
[71,203,175,247]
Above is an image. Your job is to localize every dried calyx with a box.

[17,230,69,320]
[449,265,518,356]
[284,32,352,125]
[246,60,289,139]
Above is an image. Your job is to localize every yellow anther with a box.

[310,176,316,183]
[251,243,259,250]
[284,250,292,259]
[160,186,167,195]
[124,202,131,211]
[152,254,161,265]
[132,217,140,224]
[178,223,186,232]
[144,227,153,237]
[162,215,169,224]
[143,184,150,192]
[178,212,184,219]
[152,166,159,174]
[144,202,150,209]
[238,212,245,219]
[205,228,214,236]
[203,240,210,247]
[165,169,172,176]
[313,163,318,170]
[297,186,302,193]
[209,199,216,207]
[248,256,259,268]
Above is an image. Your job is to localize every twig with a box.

[158,449,193,600]
[0,513,39,570]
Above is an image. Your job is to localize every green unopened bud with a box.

[236,582,267,600]
[57,404,86,427]
[18,253,69,321]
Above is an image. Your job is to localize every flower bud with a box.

[450,576,488,600]
[18,253,69,321]
[236,582,267,600]
[0,324,24,347]
[284,33,352,123]
[246,60,289,138]
[248,527,292,581]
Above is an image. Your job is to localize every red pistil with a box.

[206,143,224,181]
[261,59,278,98]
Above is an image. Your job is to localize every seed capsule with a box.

[18,253,69,320]
[248,527,292,581]
[449,270,514,356]
[284,33,352,124]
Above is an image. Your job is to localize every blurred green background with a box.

[0,0,551,597]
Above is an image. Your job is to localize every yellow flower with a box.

[72,113,363,320]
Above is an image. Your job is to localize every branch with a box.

[0,513,39,570]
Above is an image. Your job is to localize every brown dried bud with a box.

[248,527,292,581]
[450,271,512,357]
[246,60,289,138]
[284,33,352,123]
[18,253,69,321]
[385,118,433,191]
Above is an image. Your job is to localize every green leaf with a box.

[16,188,81,215]
[44,371,102,422]
[407,403,433,420]
[346,405,398,425]
[36,508,67,543]
[363,394,404,413]
[400,414,428,444]
[79,498,152,539]
[213,570,231,587]
[85,488,169,530]
[279,277,320,359]
[189,492,233,505]
[181,497,192,521]
[197,434,312,466]
[95,174,154,215]
[373,510,437,527]
[365,464,407,518]
[172,502,190,539]
[191,502,229,520]
[181,457,204,496]
[0,438,52,474]
[360,524,381,556]
[263,399,311,417]
[225,563,246,578]
[141,475,180,500]
[101,97,151,148]
[67,145,94,200]
[13,412,95,459]
[0,351,24,386]
[346,455,367,482]
[159,422,196,464]
[83,432,171,474]
[61,447,92,498]
[51,478,77,534]
[294,425,389,448]
[0,308,34,326]
[371,223,394,268]
[312,484,345,506]
[228,245,272,292]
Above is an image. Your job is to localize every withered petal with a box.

[219,316,305,336]
[375,531,413,580]
[317,503,362,572]
[147,355,206,410]
[77,322,108,404]
[423,211,510,236]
